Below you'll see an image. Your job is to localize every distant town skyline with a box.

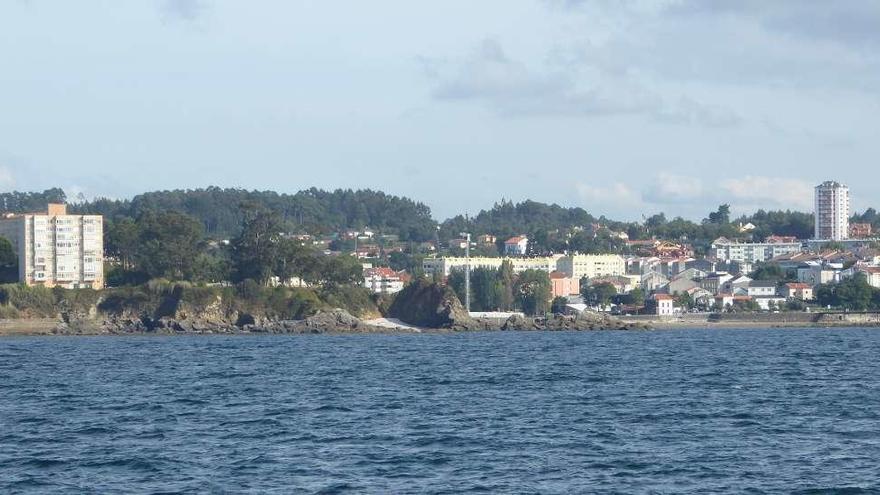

[1,1,878,220]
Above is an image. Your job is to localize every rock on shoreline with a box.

[35,307,648,336]
[492,312,650,331]
[49,308,397,335]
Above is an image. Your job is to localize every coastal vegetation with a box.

[445,263,553,316]
[0,237,17,284]
[0,279,378,323]
[815,274,880,311]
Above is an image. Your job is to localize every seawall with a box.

[620,312,880,328]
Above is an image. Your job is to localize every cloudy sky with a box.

[1,1,878,220]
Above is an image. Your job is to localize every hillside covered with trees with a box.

[59,187,436,241]
[1,187,878,261]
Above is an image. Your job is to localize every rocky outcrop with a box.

[493,311,649,331]
[243,309,401,334]
[386,280,478,329]
[42,308,399,335]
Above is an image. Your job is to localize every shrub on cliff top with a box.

[319,285,378,319]
[0,284,57,317]
[179,285,222,308]
[97,286,159,315]
[54,287,101,313]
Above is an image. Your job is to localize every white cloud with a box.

[641,172,705,204]
[425,39,739,126]
[551,0,880,92]
[576,181,643,218]
[720,176,814,211]
[656,97,742,128]
[429,39,657,118]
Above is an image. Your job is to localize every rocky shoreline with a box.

[2,308,648,336]
[0,280,650,336]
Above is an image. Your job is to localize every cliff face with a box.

[0,281,648,334]
[0,283,386,335]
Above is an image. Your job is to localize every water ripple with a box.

[2,328,880,493]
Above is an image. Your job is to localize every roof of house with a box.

[765,235,799,243]
[686,287,713,296]
[591,275,631,285]
[785,282,812,289]
[549,271,570,280]
[704,271,732,279]
[365,267,400,278]
[672,268,707,280]
[748,280,778,288]
[626,239,659,246]
[505,236,528,244]
[653,294,674,300]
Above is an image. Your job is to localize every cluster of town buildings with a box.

[405,180,880,316]
[0,181,876,318]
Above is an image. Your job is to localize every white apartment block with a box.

[0,204,104,289]
[814,181,849,241]
[422,253,625,280]
[711,238,802,264]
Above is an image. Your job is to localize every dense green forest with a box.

[0,188,67,213]
[63,187,437,241]
[1,188,878,252]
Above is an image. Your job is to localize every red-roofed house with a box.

[850,223,872,239]
[549,271,578,298]
[652,294,675,316]
[504,236,529,256]
[766,235,799,244]
[364,267,405,294]
[714,293,735,310]
[782,283,814,301]
[653,241,694,258]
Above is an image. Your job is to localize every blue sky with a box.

[1,0,878,220]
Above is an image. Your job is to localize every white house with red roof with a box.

[652,294,675,316]
[782,282,814,301]
[363,267,406,294]
[504,235,528,256]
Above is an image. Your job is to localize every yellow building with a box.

[0,203,104,289]
[555,254,627,281]
[423,253,625,280]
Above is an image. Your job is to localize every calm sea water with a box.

[2,329,880,494]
